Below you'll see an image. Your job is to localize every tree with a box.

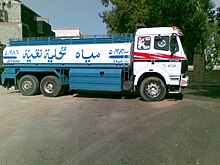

[201,6,220,70]
[214,7,220,64]
[100,0,215,64]
[217,7,220,33]
[100,0,150,33]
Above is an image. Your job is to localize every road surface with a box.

[0,87,220,165]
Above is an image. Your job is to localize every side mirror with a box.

[170,34,178,57]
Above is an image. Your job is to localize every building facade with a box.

[0,0,55,45]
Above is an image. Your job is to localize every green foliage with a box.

[217,7,220,33]
[100,0,215,64]
[100,0,150,33]
[201,7,220,70]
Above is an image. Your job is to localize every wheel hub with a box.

[44,83,54,94]
[146,83,160,98]
[23,80,32,91]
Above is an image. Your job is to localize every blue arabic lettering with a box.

[76,49,82,58]
[109,48,129,60]
[57,47,67,59]
[23,49,33,59]
[35,49,43,58]
[109,50,113,55]
[109,48,129,55]
[43,47,67,61]
[44,47,67,60]
[5,49,19,56]
[23,49,42,59]
[22,47,67,62]
[6,59,20,63]
[46,49,57,60]
[113,59,129,65]
[76,49,101,62]
[44,49,56,62]
[3,49,19,59]
[113,59,123,64]
[44,49,50,59]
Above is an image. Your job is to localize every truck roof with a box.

[136,27,182,36]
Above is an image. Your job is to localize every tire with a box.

[140,77,166,101]
[19,75,40,96]
[40,76,61,97]
[59,85,67,96]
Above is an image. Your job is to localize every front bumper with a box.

[180,74,189,87]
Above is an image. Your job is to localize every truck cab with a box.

[132,26,188,101]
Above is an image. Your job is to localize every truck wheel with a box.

[40,76,62,97]
[140,77,166,101]
[59,85,67,96]
[19,75,40,96]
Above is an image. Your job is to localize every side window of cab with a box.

[154,35,169,51]
[137,36,151,50]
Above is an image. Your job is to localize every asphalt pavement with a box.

[0,87,220,165]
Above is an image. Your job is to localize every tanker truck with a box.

[1,26,189,101]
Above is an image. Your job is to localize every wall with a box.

[7,0,21,22]
[0,22,22,44]
[187,54,220,87]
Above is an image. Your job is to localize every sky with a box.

[21,0,110,35]
[212,0,220,9]
[21,0,220,35]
